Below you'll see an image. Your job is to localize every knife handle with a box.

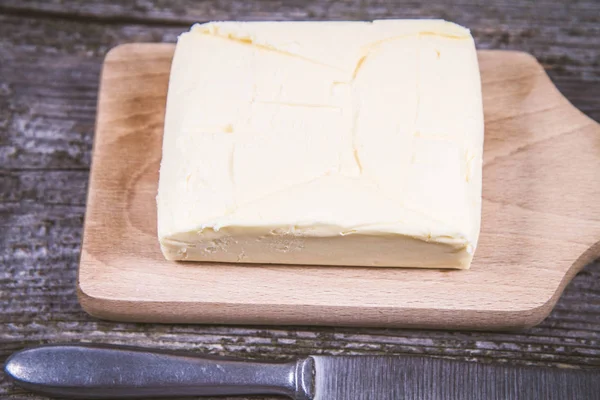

[4,344,314,399]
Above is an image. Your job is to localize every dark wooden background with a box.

[1,1,599,399]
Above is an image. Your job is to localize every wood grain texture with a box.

[1,1,600,399]
[78,43,600,330]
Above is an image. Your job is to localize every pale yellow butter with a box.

[157,20,484,269]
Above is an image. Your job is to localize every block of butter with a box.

[157,20,484,269]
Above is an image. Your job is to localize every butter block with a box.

[157,20,484,269]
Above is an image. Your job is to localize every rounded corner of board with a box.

[104,43,135,63]
[76,281,117,321]
[103,42,175,65]
[508,50,539,64]
[76,284,99,313]
[511,299,556,330]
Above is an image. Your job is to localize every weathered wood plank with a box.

[2,0,600,75]
[0,14,181,170]
[1,1,600,398]
[2,0,600,25]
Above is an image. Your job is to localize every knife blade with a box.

[311,355,600,400]
[5,344,599,399]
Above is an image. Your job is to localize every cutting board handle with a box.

[480,50,600,317]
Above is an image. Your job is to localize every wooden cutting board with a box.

[78,43,600,330]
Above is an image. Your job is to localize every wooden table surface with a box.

[0,1,599,399]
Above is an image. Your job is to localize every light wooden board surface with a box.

[78,44,600,330]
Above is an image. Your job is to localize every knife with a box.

[5,344,599,399]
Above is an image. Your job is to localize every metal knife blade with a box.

[311,355,600,400]
[5,344,600,399]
